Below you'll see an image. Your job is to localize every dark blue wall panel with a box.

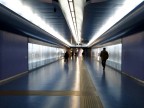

[0,32,2,80]
[122,32,144,80]
[0,31,28,80]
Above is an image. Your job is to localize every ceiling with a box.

[0,0,144,48]
[83,0,125,43]
[22,0,74,42]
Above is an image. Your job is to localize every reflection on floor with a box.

[0,57,144,108]
[0,57,102,108]
[84,57,144,108]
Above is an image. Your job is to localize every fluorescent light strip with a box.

[68,0,78,35]
[74,22,76,28]
[73,17,76,22]
[74,0,84,43]
[69,1,74,11]
[0,0,71,46]
[87,0,143,47]
[71,11,75,18]
[58,0,84,44]
[58,0,78,43]
[68,0,79,42]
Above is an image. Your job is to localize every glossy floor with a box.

[0,57,144,108]
[84,58,144,108]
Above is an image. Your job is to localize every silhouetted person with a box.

[64,51,69,62]
[100,48,109,70]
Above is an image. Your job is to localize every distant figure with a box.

[64,51,69,62]
[100,48,109,70]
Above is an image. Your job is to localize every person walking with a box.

[64,51,69,62]
[100,48,109,71]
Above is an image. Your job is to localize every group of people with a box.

[64,48,109,71]
[64,49,80,62]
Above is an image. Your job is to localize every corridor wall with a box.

[28,41,65,70]
[91,43,122,71]
[0,30,28,81]
[0,30,65,82]
[122,31,144,80]
[92,31,144,81]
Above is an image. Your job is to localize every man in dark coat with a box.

[100,48,109,70]
[64,51,69,62]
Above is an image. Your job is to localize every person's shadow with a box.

[64,64,69,74]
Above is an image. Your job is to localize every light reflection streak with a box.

[70,96,80,108]
[70,57,80,108]
[75,57,80,90]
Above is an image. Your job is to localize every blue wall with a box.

[0,31,28,80]
[122,31,144,80]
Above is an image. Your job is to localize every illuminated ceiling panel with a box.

[0,0,72,46]
[0,0,143,47]
[58,0,85,44]
[86,0,143,47]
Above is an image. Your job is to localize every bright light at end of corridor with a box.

[87,0,143,47]
[0,0,72,46]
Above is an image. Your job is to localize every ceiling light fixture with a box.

[69,1,74,11]
[59,0,85,45]
[0,0,71,46]
[58,0,78,44]
[68,0,78,36]
[87,0,143,47]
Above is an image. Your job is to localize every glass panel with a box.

[28,43,65,70]
[92,43,122,71]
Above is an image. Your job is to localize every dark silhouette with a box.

[100,48,109,70]
[64,51,69,62]
[64,63,69,73]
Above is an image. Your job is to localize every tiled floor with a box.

[84,57,144,108]
[0,57,144,108]
[0,57,102,108]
